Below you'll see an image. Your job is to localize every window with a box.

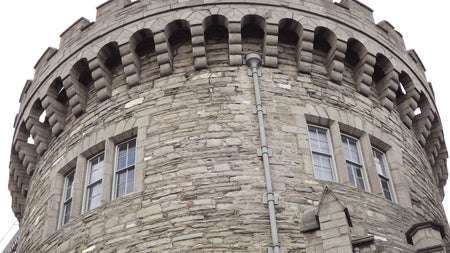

[85,153,104,211]
[308,125,335,181]
[341,135,366,190]
[115,139,136,197]
[373,148,394,201]
[60,171,75,226]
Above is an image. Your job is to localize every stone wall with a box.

[8,0,449,252]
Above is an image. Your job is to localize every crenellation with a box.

[34,48,58,76]
[59,18,92,50]
[96,0,133,21]
[376,20,406,51]
[19,80,32,104]
[408,49,426,73]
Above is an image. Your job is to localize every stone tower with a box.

[8,0,449,252]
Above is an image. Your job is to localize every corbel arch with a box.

[25,99,51,155]
[42,77,68,137]
[128,28,158,83]
[65,58,93,117]
[92,42,123,101]
[396,71,420,128]
[344,38,373,96]
[372,53,398,111]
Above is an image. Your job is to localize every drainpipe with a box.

[245,53,282,253]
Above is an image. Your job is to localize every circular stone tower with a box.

[8,0,449,252]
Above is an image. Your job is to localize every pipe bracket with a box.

[268,246,284,253]
[253,104,267,115]
[257,146,272,157]
[263,192,279,205]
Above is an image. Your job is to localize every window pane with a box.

[87,182,102,210]
[342,136,361,164]
[347,164,355,187]
[309,126,335,182]
[116,172,127,197]
[355,166,365,190]
[312,153,334,181]
[65,174,74,201]
[118,156,127,170]
[128,149,136,167]
[346,162,365,190]
[127,169,135,194]
[63,200,71,224]
[89,154,104,184]
[116,139,136,197]
[61,171,74,226]
[380,176,392,201]
[309,126,329,154]
[373,148,387,176]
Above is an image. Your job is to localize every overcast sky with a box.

[0,0,449,249]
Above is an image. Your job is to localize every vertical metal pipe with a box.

[245,53,281,253]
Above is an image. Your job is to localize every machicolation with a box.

[8,0,450,252]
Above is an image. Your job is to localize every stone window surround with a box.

[45,125,143,237]
[341,133,369,191]
[307,125,337,181]
[305,114,404,205]
[372,147,395,202]
[83,152,105,212]
[113,138,137,198]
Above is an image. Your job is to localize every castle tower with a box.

[8,0,449,252]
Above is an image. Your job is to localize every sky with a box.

[0,0,449,249]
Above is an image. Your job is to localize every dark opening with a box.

[51,77,69,105]
[72,59,93,86]
[278,19,299,45]
[168,20,192,48]
[313,28,332,53]
[100,42,122,71]
[242,16,264,42]
[132,29,156,57]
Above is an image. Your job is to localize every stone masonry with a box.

[8,0,449,252]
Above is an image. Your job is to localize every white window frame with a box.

[84,153,104,212]
[341,134,368,190]
[307,125,337,182]
[113,138,136,198]
[372,147,395,202]
[59,170,75,227]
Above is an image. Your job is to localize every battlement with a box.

[9,2,448,250]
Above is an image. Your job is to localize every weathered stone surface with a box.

[7,0,449,252]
